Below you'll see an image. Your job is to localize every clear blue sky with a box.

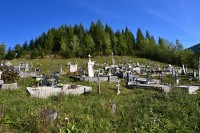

[0,0,200,49]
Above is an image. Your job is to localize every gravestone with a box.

[97,74,101,95]
[0,80,4,84]
[88,54,95,77]
[136,62,140,67]
[127,71,133,85]
[35,68,41,73]
[70,64,77,73]
[42,109,57,121]
[193,71,197,78]
[0,71,2,79]
[133,67,140,74]
[159,73,163,82]
[25,62,29,72]
[98,69,104,76]
[108,68,112,84]
[13,66,20,73]
[172,69,175,78]
[111,53,115,66]
[116,80,120,95]
[109,102,116,113]
[19,62,25,68]
[29,62,33,69]
[182,64,186,75]
[175,71,179,85]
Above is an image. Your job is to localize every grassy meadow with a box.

[0,56,200,132]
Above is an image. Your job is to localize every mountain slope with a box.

[188,43,200,53]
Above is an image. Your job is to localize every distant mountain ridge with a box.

[188,43,200,53]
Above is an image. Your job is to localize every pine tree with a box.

[136,28,145,50]
[0,42,6,59]
[6,47,16,60]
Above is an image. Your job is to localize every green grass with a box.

[0,57,200,132]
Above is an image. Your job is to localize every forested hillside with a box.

[0,19,197,68]
[188,43,200,53]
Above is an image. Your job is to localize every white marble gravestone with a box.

[88,54,95,77]
[25,62,29,72]
[70,64,77,72]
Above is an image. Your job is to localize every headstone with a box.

[29,62,33,69]
[133,67,140,74]
[88,54,95,77]
[25,62,29,72]
[147,71,152,79]
[70,64,77,72]
[127,71,133,85]
[13,66,20,73]
[182,63,186,75]
[111,53,115,66]
[136,62,140,67]
[175,71,179,85]
[194,71,197,78]
[0,71,2,79]
[42,109,57,121]
[159,73,163,82]
[109,102,116,113]
[108,69,112,84]
[172,69,175,78]
[35,68,41,73]
[168,64,172,72]
[98,74,101,95]
[185,64,188,73]
[59,65,65,74]
[19,62,25,68]
[116,80,120,95]
[0,80,4,84]
[98,69,104,76]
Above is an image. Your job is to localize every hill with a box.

[0,57,200,132]
[188,43,200,53]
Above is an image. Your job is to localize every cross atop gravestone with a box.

[111,53,115,65]
[175,70,179,85]
[182,63,186,75]
[88,54,91,62]
[127,71,133,85]
[116,80,120,95]
[97,74,101,95]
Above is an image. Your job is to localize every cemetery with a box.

[1,55,200,132]
[0,54,200,95]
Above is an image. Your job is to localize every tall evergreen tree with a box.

[0,42,6,59]
[136,28,145,50]
[6,47,16,60]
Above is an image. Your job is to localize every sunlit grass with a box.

[0,56,199,132]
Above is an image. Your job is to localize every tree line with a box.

[0,19,198,68]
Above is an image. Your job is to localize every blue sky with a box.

[0,0,200,49]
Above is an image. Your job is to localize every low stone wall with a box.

[0,83,18,90]
[27,84,92,98]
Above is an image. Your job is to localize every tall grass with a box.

[0,57,199,132]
